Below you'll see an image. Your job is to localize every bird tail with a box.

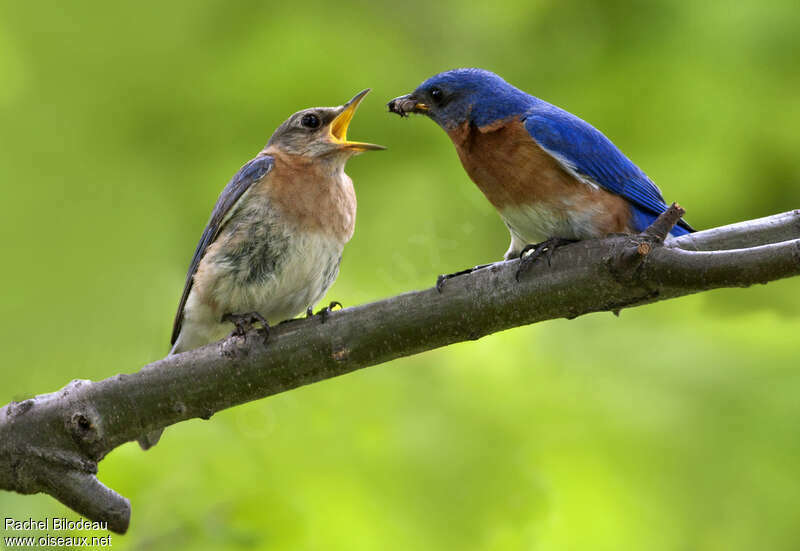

[137,345,179,451]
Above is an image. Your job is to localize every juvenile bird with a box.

[139,89,384,449]
[388,69,693,280]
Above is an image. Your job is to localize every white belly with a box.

[499,202,606,259]
[215,230,343,322]
[174,230,343,353]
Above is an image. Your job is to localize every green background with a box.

[2,1,799,549]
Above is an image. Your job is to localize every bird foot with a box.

[515,238,577,281]
[222,311,270,343]
[436,264,492,292]
[307,301,343,324]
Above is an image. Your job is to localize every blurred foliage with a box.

[1,0,799,549]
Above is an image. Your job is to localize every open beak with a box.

[329,89,386,151]
[387,94,428,117]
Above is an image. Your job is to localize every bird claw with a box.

[515,238,576,281]
[311,301,343,323]
[222,311,270,343]
[435,274,446,293]
[435,264,492,293]
[436,268,474,293]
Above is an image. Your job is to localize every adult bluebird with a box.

[388,69,693,278]
[139,90,384,449]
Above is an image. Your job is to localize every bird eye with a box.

[430,87,443,103]
[301,113,321,129]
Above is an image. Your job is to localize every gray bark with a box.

[1,206,798,534]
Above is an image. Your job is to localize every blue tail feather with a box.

[630,205,693,237]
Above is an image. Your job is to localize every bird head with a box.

[266,89,385,159]
[388,68,531,131]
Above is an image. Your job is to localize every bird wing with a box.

[523,106,694,232]
[171,155,275,345]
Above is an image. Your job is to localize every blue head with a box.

[388,68,533,130]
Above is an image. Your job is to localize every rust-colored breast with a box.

[447,119,633,235]
[256,149,356,243]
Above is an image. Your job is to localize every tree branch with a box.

[2,208,799,533]
[671,209,800,251]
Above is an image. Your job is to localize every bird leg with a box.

[436,264,493,293]
[222,311,270,343]
[515,237,577,281]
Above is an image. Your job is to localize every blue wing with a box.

[523,104,693,235]
[171,155,274,345]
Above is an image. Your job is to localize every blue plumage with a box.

[172,155,274,346]
[405,68,694,236]
[523,111,693,234]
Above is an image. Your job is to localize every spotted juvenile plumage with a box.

[140,90,383,450]
[389,68,694,261]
